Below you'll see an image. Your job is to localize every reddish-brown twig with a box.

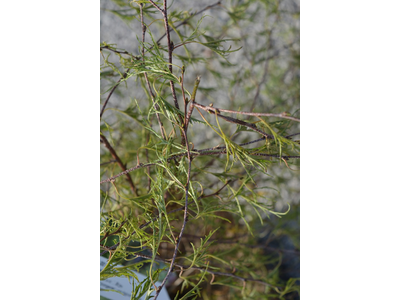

[139,3,166,140]
[100,220,127,243]
[192,102,300,123]
[100,69,130,118]
[100,139,300,185]
[100,134,137,196]
[154,125,192,299]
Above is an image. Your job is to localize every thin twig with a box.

[185,76,201,129]
[192,102,300,123]
[154,1,222,46]
[100,46,136,58]
[100,69,130,118]
[100,142,300,185]
[100,159,117,166]
[179,67,187,146]
[147,0,164,13]
[100,134,137,196]
[285,133,299,138]
[163,0,181,110]
[148,0,181,112]
[198,150,299,160]
[147,0,184,154]
[100,220,127,243]
[193,102,275,140]
[154,122,192,299]
[139,4,166,140]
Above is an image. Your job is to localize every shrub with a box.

[100,0,300,299]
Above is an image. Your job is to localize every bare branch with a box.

[100,139,300,185]
[100,134,137,196]
[147,0,164,14]
[139,3,166,140]
[155,1,222,46]
[100,46,136,58]
[193,102,300,123]
[154,124,192,299]
[100,69,130,118]
[194,103,275,140]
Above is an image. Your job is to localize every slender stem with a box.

[154,128,191,299]
[161,0,182,112]
[100,46,135,58]
[185,76,201,129]
[140,4,166,140]
[100,69,130,118]
[100,220,127,243]
[100,146,299,185]
[154,71,195,298]
[194,103,275,140]
[147,0,163,13]
[100,159,117,166]
[192,102,300,123]
[148,0,184,149]
[154,1,222,46]
[179,67,187,146]
[100,134,137,196]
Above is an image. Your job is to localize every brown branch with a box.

[99,150,299,185]
[185,76,201,129]
[162,0,181,111]
[100,68,130,118]
[148,1,184,157]
[154,123,192,299]
[193,102,275,140]
[100,159,117,166]
[147,0,164,13]
[100,134,137,196]
[100,139,300,185]
[147,0,180,110]
[198,150,299,160]
[139,3,166,140]
[154,1,222,46]
[100,220,127,243]
[179,67,187,146]
[192,102,300,123]
[100,46,135,58]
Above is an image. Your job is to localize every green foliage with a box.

[101,0,299,299]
